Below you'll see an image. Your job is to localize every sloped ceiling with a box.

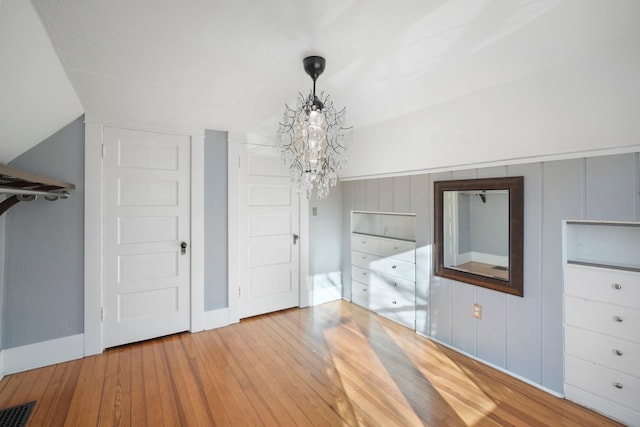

[0,0,83,163]
[2,1,639,164]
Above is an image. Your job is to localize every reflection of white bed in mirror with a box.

[443,189,509,281]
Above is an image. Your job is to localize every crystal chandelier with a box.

[277,56,352,199]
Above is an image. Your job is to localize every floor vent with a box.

[0,401,36,427]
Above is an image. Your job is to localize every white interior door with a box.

[103,127,191,348]
[239,144,300,318]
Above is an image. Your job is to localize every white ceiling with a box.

[2,0,639,163]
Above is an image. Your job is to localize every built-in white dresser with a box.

[563,220,640,426]
[351,211,416,329]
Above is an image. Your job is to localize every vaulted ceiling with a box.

[2,0,639,164]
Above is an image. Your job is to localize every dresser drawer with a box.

[565,325,640,377]
[379,307,415,329]
[351,235,381,255]
[372,257,415,281]
[351,280,371,309]
[377,273,415,295]
[377,286,415,310]
[565,296,640,343]
[565,355,640,411]
[565,265,640,308]
[351,265,376,286]
[379,239,415,262]
[351,250,382,270]
[376,286,415,329]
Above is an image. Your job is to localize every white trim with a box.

[190,135,205,333]
[424,333,564,399]
[204,308,230,330]
[3,334,84,375]
[84,120,206,355]
[228,138,307,316]
[84,114,204,137]
[227,141,241,324]
[309,272,343,306]
[299,196,310,308]
[84,121,104,356]
[469,251,509,267]
[341,145,640,181]
[0,350,4,382]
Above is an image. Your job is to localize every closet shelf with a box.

[0,163,75,216]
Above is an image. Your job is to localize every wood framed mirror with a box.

[434,176,524,296]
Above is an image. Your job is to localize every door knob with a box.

[181,241,188,255]
[293,234,299,245]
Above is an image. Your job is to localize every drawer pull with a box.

[613,382,623,390]
[362,240,366,244]
[613,316,623,323]
[393,282,397,287]
[362,272,368,276]
[392,301,397,305]
[362,255,367,259]
[613,349,623,356]
[363,289,367,292]
[612,283,622,290]
[392,265,397,269]
[394,246,398,250]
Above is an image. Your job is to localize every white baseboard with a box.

[309,286,342,306]
[423,334,564,399]
[3,334,84,376]
[204,307,231,330]
[308,272,342,306]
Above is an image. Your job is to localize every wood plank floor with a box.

[0,301,621,426]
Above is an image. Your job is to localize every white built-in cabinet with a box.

[351,211,416,329]
[563,220,640,426]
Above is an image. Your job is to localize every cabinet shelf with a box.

[566,260,640,273]
[564,220,640,272]
[351,231,416,243]
[352,210,416,242]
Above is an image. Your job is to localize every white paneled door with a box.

[103,127,191,348]
[239,144,300,318]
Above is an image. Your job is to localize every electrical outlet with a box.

[472,304,482,319]
[312,207,318,216]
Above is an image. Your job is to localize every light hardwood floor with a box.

[0,300,620,426]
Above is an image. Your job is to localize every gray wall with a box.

[3,116,85,348]
[469,192,508,257]
[309,182,343,291]
[204,129,228,310]
[341,152,640,393]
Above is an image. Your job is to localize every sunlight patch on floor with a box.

[323,322,424,426]
[384,323,498,426]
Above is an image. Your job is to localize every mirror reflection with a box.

[443,190,509,281]
[434,176,523,297]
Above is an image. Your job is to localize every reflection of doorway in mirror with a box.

[443,189,509,281]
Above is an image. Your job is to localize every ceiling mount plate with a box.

[303,56,325,81]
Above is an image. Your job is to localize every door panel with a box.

[239,144,300,318]
[103,127,191,348]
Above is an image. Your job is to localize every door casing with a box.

[84,118,205,355]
